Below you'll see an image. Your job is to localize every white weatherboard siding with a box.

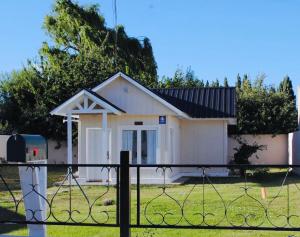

[168,116,181,165]
[180,120,226,164]
[97,76,176,115]
[178,120,228,178]
[78,114,171,181]
[78,115,231,181]
[228,135,288,164]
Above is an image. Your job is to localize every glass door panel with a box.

[122,128,157,164]
[141,130,157,164]
[122,130,137,164]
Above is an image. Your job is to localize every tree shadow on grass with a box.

[0,206,26,234]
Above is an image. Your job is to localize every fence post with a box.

[120,151,131,237]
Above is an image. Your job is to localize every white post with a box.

[18,160,47,237]
[67,112,72,165]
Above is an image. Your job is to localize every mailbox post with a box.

[7,134,48,237]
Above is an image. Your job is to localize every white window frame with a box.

[118,125,161,164]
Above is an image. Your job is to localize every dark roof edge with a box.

[85,89,126,113]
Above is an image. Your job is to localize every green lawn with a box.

[1,167,300,237]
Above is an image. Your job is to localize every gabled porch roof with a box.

[50,89,125,116]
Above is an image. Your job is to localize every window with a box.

[122,128,157,164]
[122,130,137,164]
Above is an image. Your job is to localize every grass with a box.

[0,167,300,237]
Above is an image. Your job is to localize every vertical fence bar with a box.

[136,166,140,225]
[120,151,131,237]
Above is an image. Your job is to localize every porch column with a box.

[67,112,73,165]
[102,111,108,163]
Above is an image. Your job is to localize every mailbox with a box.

[7,134,48,162]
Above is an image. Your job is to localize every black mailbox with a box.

[7,134,48,162]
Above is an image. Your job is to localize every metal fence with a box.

[1,151,300,237]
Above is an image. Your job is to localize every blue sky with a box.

[1,0,300,89]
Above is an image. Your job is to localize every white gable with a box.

[93,73,188,116]
[96,76,173,115]
[50,89,123,116]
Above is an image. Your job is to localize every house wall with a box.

[0,135,9,161]
[168,116,181,165]
[78,114,232,180]
[47,140,78,164]
[77,76,182,179]
[180,120,226,164]
[97,76,176,115]
[289,86,300,173]
[78,114,171,178]
[0,135,78,164]
[228,134,288,164]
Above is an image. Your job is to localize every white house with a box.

[51,72,237,183]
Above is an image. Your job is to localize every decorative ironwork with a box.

[144,167,182,226]
[0,164,119,226]
[136,165,300,231]
[1,163,300,233]
[182,168,226,227]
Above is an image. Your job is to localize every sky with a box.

[1,0,300,89]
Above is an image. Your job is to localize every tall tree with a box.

[237,75,298,134]
[211,79,220,87]
[0,0,158,140]
[159,67,205,88]
[223,77,229,87]
[236,74,242,90]
[241,74,251,91]
[205,80,210,87]
[278,76,295,101]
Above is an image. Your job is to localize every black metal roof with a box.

[152,87,236,118]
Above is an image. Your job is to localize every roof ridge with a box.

[152,87,236,90]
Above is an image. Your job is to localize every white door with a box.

[121,128,158,164]
[86,128,111,182]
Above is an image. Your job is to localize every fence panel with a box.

[1,159,300,236]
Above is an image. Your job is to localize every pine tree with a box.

[242,74,251,91]
[236,74,242,90]
[224,77,229,87]
[279,76,295,101]
[211,79,220,87]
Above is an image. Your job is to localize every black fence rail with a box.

[1,151,300,237]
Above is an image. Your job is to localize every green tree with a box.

[278,76,295,101]
[223,77,229,87]
[159,67,205,88]
[211,79,220,87]
[241,74,251,91]
[236,74,242,90]
[236,75,298,134]
[0,0,158,140]
[205,80,210,87]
